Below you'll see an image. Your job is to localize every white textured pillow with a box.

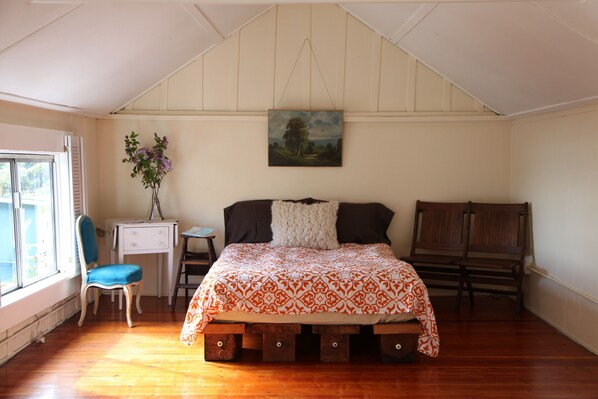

[271,200,340,250]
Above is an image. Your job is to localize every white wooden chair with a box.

[76,215,143,327]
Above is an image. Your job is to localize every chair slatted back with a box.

[467,202,528,257]
[410,201,470,254]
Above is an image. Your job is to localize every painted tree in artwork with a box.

[283,117,309,157]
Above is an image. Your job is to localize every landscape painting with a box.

[268,110,343,167]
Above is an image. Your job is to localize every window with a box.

[0,156,59,294]
[0,134,82,299]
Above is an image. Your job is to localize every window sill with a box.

[0,272,80,332]
[1,272,77,308]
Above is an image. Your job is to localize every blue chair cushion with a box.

[86,264,143,286]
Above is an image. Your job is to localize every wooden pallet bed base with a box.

[203,321,422,363]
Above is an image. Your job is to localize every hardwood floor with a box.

[1,295,597,398]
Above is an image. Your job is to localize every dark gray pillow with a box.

[224,200,273,245]
[336,202,394,245]
[223,199,394,246]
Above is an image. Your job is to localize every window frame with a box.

[0,147,77,298]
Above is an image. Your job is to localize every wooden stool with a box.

[171,231,216,311]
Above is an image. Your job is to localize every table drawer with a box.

[122,226,170,251]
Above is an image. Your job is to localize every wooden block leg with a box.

[378,334,417,363]
[313,325,360,362]
[320,334,350,362]
[247,324,301,362]
[373,322,421,363]
[204,334,242,361]
[263,333,296,362]
[203,323,246,362]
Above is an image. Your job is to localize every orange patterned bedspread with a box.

[180,243,439,357]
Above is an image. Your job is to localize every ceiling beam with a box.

[180,4,224,40]
[0,4,83,54]
[0,92,107,118]
[390,3,437,44]
[533,1,598,46]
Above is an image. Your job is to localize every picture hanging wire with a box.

[276,38,337,110]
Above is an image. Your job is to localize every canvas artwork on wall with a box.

[268,110,343,167]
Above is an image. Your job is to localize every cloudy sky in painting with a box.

[268,110,343,142]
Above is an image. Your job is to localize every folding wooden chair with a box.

[458,202,529,318]
[400,201,472,311]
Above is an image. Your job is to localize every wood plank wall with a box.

[122,4,491,115]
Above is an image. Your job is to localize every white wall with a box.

[512,104,598,354]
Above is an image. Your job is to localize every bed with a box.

[180,199,439,362]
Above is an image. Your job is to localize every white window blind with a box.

[0,123,65,153]
[65,135,86,218]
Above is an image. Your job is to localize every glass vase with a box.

[148,187,164,221]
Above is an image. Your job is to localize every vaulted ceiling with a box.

[2,0,598,118]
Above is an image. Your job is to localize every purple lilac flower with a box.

[137,148,149,159]
[162,159,173,172]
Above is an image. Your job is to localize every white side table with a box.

[106,219,178,307]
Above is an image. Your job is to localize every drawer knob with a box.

[130,242,137,248]
[276,341,282,348]
[395,343,402,351]
[332,342,338,348]
[217,341,224,348]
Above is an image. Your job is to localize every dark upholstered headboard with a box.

[223,199,394,246]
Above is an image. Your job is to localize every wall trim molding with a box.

[511,102,598,125]
[530,267,598,305]
[108,111,506,125]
